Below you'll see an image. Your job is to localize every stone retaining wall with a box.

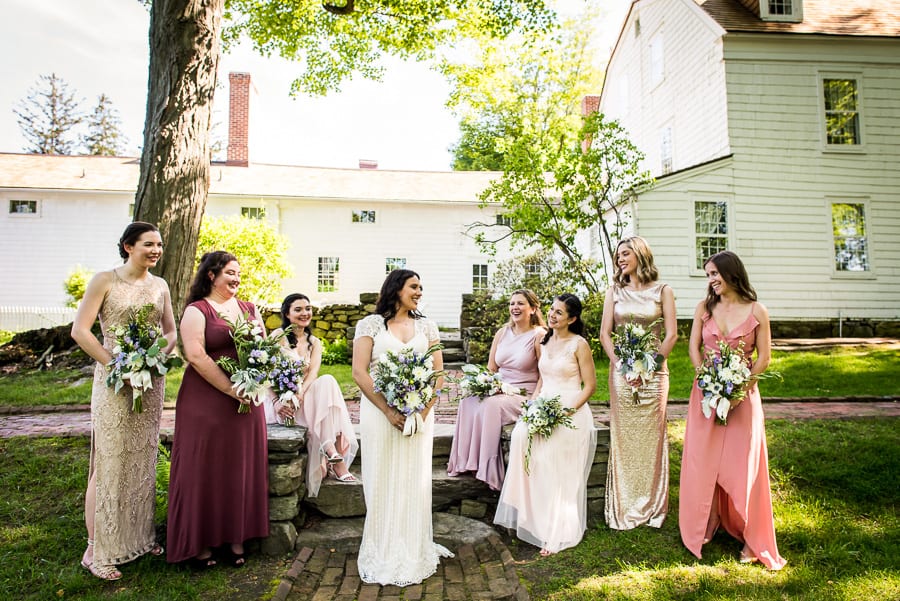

[260,293,377,342]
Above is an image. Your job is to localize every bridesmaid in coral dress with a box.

[679,251,786,570]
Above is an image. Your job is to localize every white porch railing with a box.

[0,306,78,332]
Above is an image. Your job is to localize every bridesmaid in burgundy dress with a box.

[679,251,786,570]
[447,290,545,491]
[167,251,269,568]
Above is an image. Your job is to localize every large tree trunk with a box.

[134,0,224,317]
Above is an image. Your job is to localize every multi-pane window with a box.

[823,79,860,145]
[495,214,512,227]
[9,200,38,214]
[768,0,794,15]
[649,33,664,87]
[317,257,339,292]
[831,202,869,272]
[128,203,135,217]
[352,210,376,223]
[241,207,266,220]
[472,264,489,292]
[694,201,728,269]
[660,127,673,175]
[385,257,406,274]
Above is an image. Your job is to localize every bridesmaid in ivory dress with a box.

[599,236,677,530]
[495,294,597,556]
[679,251,786,570]
[447,289,545,491]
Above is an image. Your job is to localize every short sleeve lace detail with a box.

[355,315,385,340]
[420,318,439,342]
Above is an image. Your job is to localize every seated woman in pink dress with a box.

[268,293,358,494]
[679,251,786,570]
[447,289,545,491]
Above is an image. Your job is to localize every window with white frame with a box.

[495,214,512,227]
[823,78,861,146]
[317,257,340,292]
[352,210,376,223]
[660,126,673,174]
[762,0,802,21]
[472,264,489,292]
[831,202,869,272]
[649,33,664,87]
[9,200,38,215]
[385,257,406,274]
[694,201,728,269]
[241,206,265,220]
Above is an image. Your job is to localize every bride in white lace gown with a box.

[495,294,598,556]
[352,269,453,585]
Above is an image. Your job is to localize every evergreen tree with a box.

[83,94,128,156]
[14,73,83,155]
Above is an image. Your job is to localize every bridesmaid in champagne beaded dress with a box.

[599,236,677,530]
[680,251,786,570]
[71,222,176,581]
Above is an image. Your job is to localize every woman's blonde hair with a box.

[507,289,546,328]
[613,236,659,287]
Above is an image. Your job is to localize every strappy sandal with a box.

[185,554,217,570]
[81,540,123,581]
[321,444,344,464]
[327,465,357,483]
[223,547,246,568]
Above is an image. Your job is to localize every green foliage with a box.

[13,73,83,155]
[0,330,13,346]
[82,93,127,156]
[196,215,293,305]
[63,265,93,308]
[321,337,350,365]
[155,443,171,524]
[460,292,509,363]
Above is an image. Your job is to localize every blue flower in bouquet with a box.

[269,350,307,426]
[372,343,443,436]
[612,318,664,402]
[519,393,576,473]
[695,339,778,425]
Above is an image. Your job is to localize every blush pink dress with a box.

[447,326,541,491]
[679,310,786,570]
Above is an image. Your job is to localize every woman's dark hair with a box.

[375,269,423,325]
[118,221,159,261]
[703,250,757,316]
[186,251,238,305]
[280,293,313,352]
[542,293,585,344]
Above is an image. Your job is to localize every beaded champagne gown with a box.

[354,315,453,586]
[89,270,167,571]
[494,336,597,553]
[605,282,670,530]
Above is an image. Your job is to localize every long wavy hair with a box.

[118,221,159,261]
[186,251,238,305]
[542,293,585,345]
[507,289,546,329]
[375,269,424,326]
[703,251,757,316]
[280,293,313,352]
[612,236,659,287]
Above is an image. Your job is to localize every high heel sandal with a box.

[327,464,357,483]
[320,444,344,464]
[81,539,123,581]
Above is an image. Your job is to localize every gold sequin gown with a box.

[89,270,167,570]
[605,282,669,530]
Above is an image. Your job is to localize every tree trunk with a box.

[134,0,224,317]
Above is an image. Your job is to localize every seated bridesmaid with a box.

[447,289,545,491]
[268,293,359,494]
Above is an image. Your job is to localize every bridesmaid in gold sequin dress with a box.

[71,222,176,580]
[599,236,677,530]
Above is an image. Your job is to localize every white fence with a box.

[0,306,78,332]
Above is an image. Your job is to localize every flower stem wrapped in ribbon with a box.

[695,339,779,425]
[611,317,664,403]
[448,363,523,402]
[519,393,576,473]
[372,342,444,436]
[269,350,307,426]
[106,303,182,413]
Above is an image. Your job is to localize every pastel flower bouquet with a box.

[372,342,444,436]
[695,339,778,425]
[106,303,182,413]
[519,393,576,473]
[611,318,664,402]
[449,363,522,402]
[216,312,289,413]
[269,351,307,426]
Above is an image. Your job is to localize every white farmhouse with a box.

[598,0,900,325]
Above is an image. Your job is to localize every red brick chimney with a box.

[581,95,601,153]
[359,159,378,170]
[227,72,251,166]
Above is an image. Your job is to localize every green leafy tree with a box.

[63,265,94,308]
[14,73,83,155]
[195,215,293,306]
[133,0,556,316]
[83,94,128,156]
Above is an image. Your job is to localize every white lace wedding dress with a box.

[354,315,453,585]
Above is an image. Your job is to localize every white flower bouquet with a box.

[216,312,289,413]
[268,350,307,426]
[106,303,182,413]
[612,318,664,402]
[696,339,769,425]
[449,363,522,402]
[519,393,576,473]
[372,342,443,436]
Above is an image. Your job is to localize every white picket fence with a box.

[0,306,78,332]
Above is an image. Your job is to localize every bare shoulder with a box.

[753,301,770,320]
[693,299,707,318]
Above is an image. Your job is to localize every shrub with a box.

[63,265,93,308]
[155,443,171,524]
[321,337,350,365]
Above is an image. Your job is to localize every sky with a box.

[0,0,629,172]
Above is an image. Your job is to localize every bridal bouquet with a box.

[519,393,576,473]
[612,318,664,402]
[695,339,753,425]
[449,363,522,402]
[216,312,288,413]
[372,343,443,436]
[106,303,182,413]
[269,351,307,426]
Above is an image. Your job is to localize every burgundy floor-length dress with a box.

[679,310,786,570]
[167,299,269,563]
[447,326,540,491]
